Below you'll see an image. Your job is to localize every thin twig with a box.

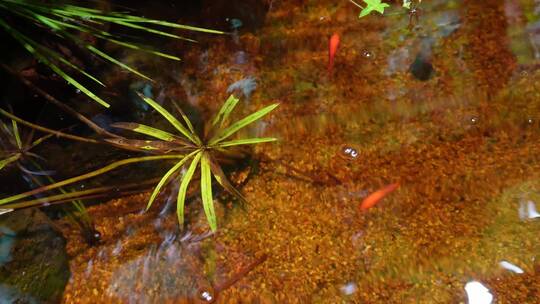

[0,108,100,144]
[1,63,120,138]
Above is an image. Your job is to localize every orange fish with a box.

[328,33,340,74]
[359,183,400,212]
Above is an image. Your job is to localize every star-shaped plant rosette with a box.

[108,94,278,231]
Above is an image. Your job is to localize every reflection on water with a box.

[465,281,493,304]
[499,260,525,274]
[518,199,540,220]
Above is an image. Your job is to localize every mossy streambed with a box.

[2,0,540,303]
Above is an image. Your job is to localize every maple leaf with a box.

[359,0,390,18]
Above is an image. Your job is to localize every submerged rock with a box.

[409,37,435,81]
[0,209,70,303]
[409,54,434,81]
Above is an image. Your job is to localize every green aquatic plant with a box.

[349,0,390,18]
[109,94,278,231]
[0,95,278,231]
[0,113,54,173]
[0,0,223,107]
[0,112,102,243]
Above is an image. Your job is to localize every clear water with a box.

[2,0,540,303]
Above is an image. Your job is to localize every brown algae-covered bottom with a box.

[61,0,540,302]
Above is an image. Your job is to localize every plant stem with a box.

[348,0,364,9]
[0,108,100,144]
[0,155,185,205]
[0,63,120,138]
[2,178,159,210]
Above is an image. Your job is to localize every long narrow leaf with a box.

[209,103,279,145]
[28,134,54,150]
[172,102,196,134]
[146,150,199,210]
[201,152,217,231]
[110,15,225,34]
[113,20,196,42]
[211,94,239,128]
[0,19,110,107]
[176,151,202,225]
[0,208,13,216]
[208,157,248,206]
[102,37,181,61]
[86,45,152,81]
[10,120,22,149]
[111,122,178,142]
[0,154,184,205]
[20,8,181,62]
[0,154,21,171]
[104,138,186,152]
[137,93,201,144]
[214,137,277,148]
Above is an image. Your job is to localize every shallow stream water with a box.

[2,0,540,303]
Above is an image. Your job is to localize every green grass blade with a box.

[208,157,248,206]
[29,134,54,150]
[0,18,110,107]
[86,45,152,81]
[208,103,279,145]
[201,152,217,231]
[0,7,107,87]
[176,151,202,225]
[25,9,181,62]
[111,122,178,142]
[112,16,225,34]
[113,20,196,42]
[211,94,239,128]
[172,102,196,135]
[104,138,177,152]
[0,155,184,205]
[146,150,199,210]
[0,154,21,171]
[137,93,201,144]
[215,137,277,148]
[10,119,22,149]
[103,37,181,61]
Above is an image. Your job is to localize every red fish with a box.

[359,183,400,212]
[328,33,340,74]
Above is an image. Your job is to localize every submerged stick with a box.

[197,254,268,303]
[0,155,185,205]
[1,63,119,138]
[0,108,100,145]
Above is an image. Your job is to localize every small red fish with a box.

[359,183,400,212]
[328,33,340,74]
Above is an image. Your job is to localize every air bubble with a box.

[340,145,360,161]
[362,49,375,59]
[199,289,214,302]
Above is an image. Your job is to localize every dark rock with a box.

[409,54,434,81]
[0,209,70,303]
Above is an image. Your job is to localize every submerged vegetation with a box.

[0,94,278,232]
[111,94,278,231]
[0,0,223,107]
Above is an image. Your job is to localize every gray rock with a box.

[0,209,70,303]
